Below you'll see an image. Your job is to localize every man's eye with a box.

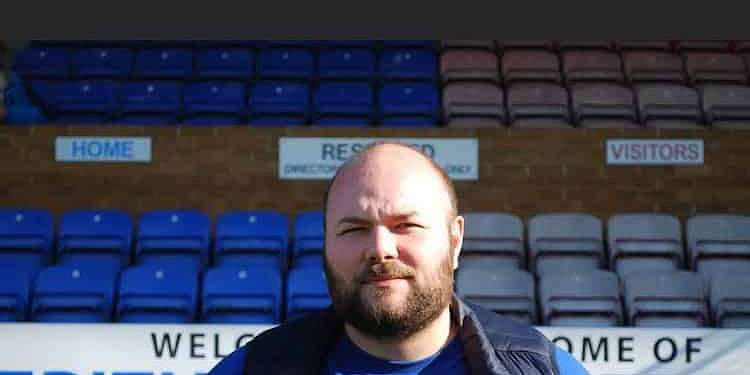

[396,223,421,230]
[339,227,364,235]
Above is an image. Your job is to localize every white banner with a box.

[55,137,152,163]
[606,139,704,166]
[0,324,749,375]
[278,137,479,180]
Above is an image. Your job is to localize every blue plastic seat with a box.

[201,266,283,324]
[135,210,211,273]
[317,40,377,48]
[257,48,314,79]
[379,49,438,80]
[0,266,32,322]
[116,264,198,323]
[57,209,132,273]
[286,267,331,320]
[0,209,54,277]
[318,49,375,80]
[117,81,182,125]
[13,47,71,78]
[214,210,289,269]
[31,265,117,322]
[196,48,254,79]
[72,47,134,78]
[134,48,193,79]
[381,40,437,48]
[54,80,119,124]
[182,81,247,125]
[378,82,440,125]
[315,118,371,127]
[314,82,373,125]
[292,210,324,269]
[249,81,310,126]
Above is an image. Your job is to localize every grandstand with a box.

[2,40,750,375]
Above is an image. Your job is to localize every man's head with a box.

[322,141,464,340]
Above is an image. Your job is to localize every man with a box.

[209,141,588,374]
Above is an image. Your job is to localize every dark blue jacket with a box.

[207,294,589,375]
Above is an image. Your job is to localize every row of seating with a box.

[1,263,328,324]
[2,208,748,282]
[456,269,750,328]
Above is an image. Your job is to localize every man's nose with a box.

[364,225,399,262]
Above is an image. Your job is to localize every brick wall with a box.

[1,125,748,223]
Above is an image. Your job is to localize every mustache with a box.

[358,261,416,283]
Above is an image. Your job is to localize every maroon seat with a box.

[557,41,613,50]
[562,50,624,83]
[635,83,703,128]
[501,50,561,83]
[507,82,572,128]
[570,83,640,128]
[615,41,673,51]
[496,41,555,51]
[442,82,506,127]
[701,83,750,129]
[441,40,495,50]
[623,51,686,83]
[684,52,748,85]
[440,49,500,82]
[675,41,732,52]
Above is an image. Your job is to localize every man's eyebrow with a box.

[336,216,372,227]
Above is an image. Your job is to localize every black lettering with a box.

[214,333,229,359]
[552,336,573,354]
[321,144,335,160]
[631,144,642,160]
[688,144,700,160]
[687,338,702,363]
[611,144,625,159]
[648,143,660,159]
[336,144,348,161]
[618,337,634,362]
[675,144,688,161]
[151,333,181,358]
[659,144,674,160]
[190,333,206,359]
[236,334,256,349]
[654,337,678,362]
[582,337,608,362]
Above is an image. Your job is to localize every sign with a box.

[1,324,749,375]
[606,139,704,166]
[278,137,479,180]
[55,137,152,163]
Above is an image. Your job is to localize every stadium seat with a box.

[507,82,573,128]
[0,266,32,322]
[0,208,54,277]
[496,41,555,50]
[459,212,524,270]
[248,81,310,126]
[440,40,495,50]
[440,49,500,82]
[615,41,673,50]
[31,265,117,322]
[201,266,283,324]
[570,83,640,128]
[456,268,537,324]
[286,267,330,320]
[539,270,623,327]
[72,47,134,78]
[257,47,314,80]
[378,82,440,126]
[624,271,708,327]
[13,47,71,78]
[674,40,732,51]
[117,81,182,125]
[195,48,254,79]
[701,84,750,128]
[135,210,211,273]
[607,213,685,279]
[381,40,437,48]
[117,264,198,323]
[214,210,289,269]
[527,213,605,277]
[501,50,561,83]
[54,80,119,124]
[317,40,377,48]
[57,209,132,273]
[562,50,624,83]
[622,51,686,83]
[318,48,375,80]
[182,81,246,125]
[710,274,750,328]
[134,48,193,79]
[313,82,373,125]
[635,83,704,128]
[442,82,505,127]
[292,210,324,269]
[684,52,748,85]
[379,48,438,80]
[687,214,750,283]
[557,41,613,50]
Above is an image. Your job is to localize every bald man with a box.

[209,141,588,374]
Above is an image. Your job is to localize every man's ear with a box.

[450,215,464,271]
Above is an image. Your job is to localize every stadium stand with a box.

[379,48,438,81]
[0,266,32,321]
[285,267,331,321]
[686,214,750,284]
[135,210,211,273]
[182,81,247,125]
[13,46,71,78]
[72,47,134,79]
[456,267,537,324]
[684,52,748,85]
[292,210,324,269]
[538,270,623,327]
[622,50,686,83]
[440,49,500,82]
[318,48,375,80]
[561,49,624,83]
[570,82,640,128]
[624,271,708,328]
[201,266,283,324]
[195,47,254,80]
[700,83,750,128]
[117,264,199,323]
[501,49,561,84]
[214,210,289,270]
[635,83,704,128]
[378,82,440,126]
[313,82,374,126]
[248,81,310,126]
[527,213,605,277]
[441,82,505,127]
[57,209,132,273]
[0,208,54,277]
[133,47,193,79]
[53,80,119,124]
[507,82,572,128]
[459,212,525,270]
[31,265,117,322]
[116,80,182,125]
[257,47,314,80]
[710,274,750,328]
[607,213,685,279]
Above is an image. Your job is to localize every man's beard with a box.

[323,249,455,340]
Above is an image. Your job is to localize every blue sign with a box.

[55,137,152,163]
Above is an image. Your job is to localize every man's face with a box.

[323,146,463,339]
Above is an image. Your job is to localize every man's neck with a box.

[343,307,456,362]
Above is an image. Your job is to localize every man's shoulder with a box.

[463,300,553,356]
[244,308,340,358]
